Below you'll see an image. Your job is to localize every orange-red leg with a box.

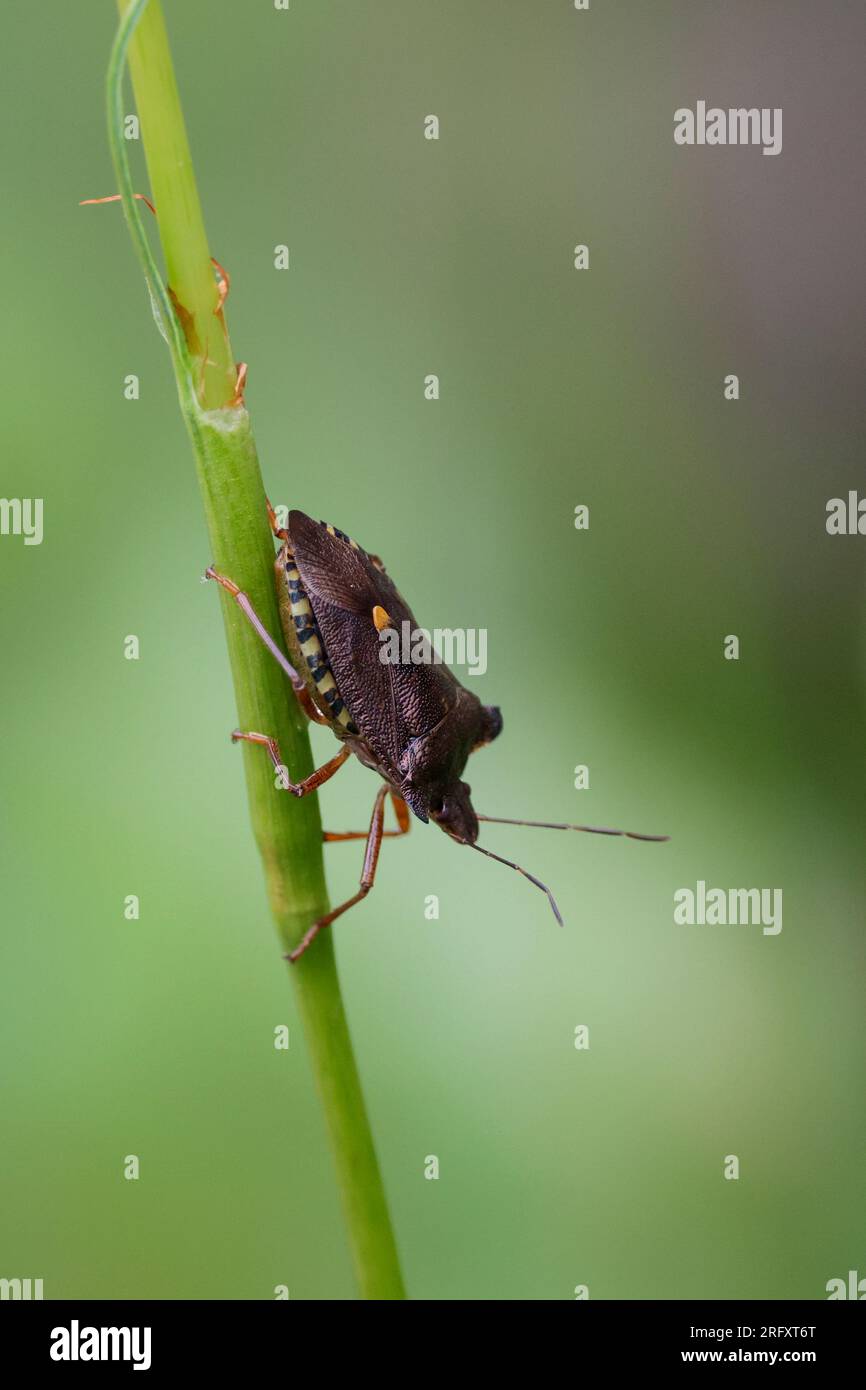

[205,565,329,723]
[288,784,389,962]
[232,731,349,796]
[205,564,332,726]
[266,497,289,540]
[323,790,411,841]
[297,686,330,726]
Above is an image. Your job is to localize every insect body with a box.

[207,506,667,961]
[275,510,502,836]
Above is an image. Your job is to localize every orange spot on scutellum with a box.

[372,605,391,632]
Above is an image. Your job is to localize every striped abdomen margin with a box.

[284,524,360,735]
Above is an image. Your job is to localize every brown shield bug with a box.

[206,505,668,960]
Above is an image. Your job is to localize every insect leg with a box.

[295,686,330,726]
[265,497,289,541]
[206,567,302,686]
[390,791,411,832]
[288,784,389,962]
[231,732,349,796]
[322,790,412,842]
[206,566,326,724]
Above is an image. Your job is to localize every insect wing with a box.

[288,511,462,775]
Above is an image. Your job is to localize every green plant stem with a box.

[121,0,234,408]
[107,0,405,1300]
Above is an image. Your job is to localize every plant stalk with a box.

[106,0,405,1300]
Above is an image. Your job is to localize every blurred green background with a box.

[1,1,864,1300]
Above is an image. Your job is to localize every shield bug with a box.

[206,506,668,960]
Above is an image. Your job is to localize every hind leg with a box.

[288,784,389,962]
[205,566,328,725]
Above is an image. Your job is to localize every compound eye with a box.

[429,794,445,816]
